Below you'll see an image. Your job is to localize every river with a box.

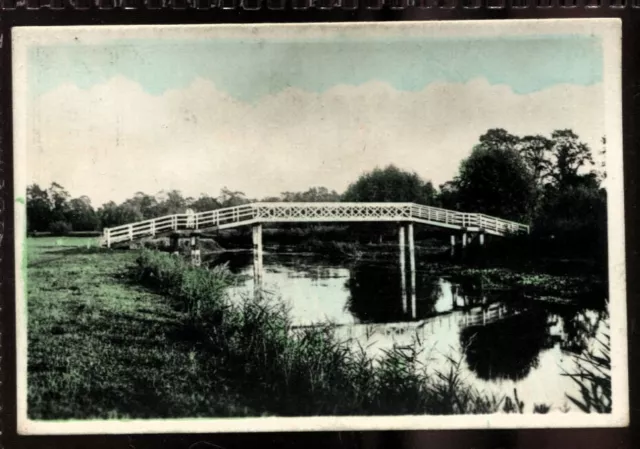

[207,249,609,413]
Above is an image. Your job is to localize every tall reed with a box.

[562,324,611,413]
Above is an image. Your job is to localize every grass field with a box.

[27,237,257,419]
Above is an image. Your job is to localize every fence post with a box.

[151,220,156,237]
[104,229,111,249]
[128,225,133,241]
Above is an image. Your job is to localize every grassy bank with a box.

[27,237,257,419]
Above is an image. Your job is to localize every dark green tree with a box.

[26,184,51,233]
[451,130,535,222]
[342,165,436,204]
[519,135,554,189]
[67,196,99,231]
[550,129,594,188]
[97,201,143,228]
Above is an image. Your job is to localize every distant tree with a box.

[280,186,341,203]
[123,192,159,219]
[598,136,607,182]
[47,182,71,223]
[26,184,51,233]
[550,129,594,188]
[478,128,520,152]
[97,201,143,228]
[218,187,248,208]
[342,165,436,204]
[67,196,99,231]
[451,130,535,222]
[436,180,461,210]
[189,194,221,212]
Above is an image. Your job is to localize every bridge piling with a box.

[408,223,417,318]
[252,223,263,298]
[190,234,201,267]
[399,225,407,313]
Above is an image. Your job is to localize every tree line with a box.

[27,128,606,254]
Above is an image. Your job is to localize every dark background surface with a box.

[0,3,638,448]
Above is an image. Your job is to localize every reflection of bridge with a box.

[102,202,529,247]
[460,302,526,327]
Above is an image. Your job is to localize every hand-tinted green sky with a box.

[30,34,602,101]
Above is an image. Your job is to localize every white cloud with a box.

[27,77,604,207]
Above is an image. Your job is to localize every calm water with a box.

[208,250,608,412]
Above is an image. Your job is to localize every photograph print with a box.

[12,19,628,434]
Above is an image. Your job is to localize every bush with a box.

[48,220,73,236]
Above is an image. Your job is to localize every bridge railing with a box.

[254,202,413,221]
[102,202,529,246]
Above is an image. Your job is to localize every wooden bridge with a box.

[101,202,529,248]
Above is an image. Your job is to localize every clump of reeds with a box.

[131,249,507,416]
[562,325,611,413]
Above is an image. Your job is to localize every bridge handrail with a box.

[101,202,529,247]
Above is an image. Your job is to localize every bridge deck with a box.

[101,202,530,247]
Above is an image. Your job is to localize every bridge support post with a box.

[479,231,485,246]
[252,223,263,298]
[450,235,456,256]
[408,223,417,319]
[399,225,407,313]
[170,234,180,254]
[190,234,201,267]
[462,232,468,248]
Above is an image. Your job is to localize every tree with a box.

[47,182,71,224]
[218,187,248,208]
[519,135,554,189]
[97,201,143,229]
[550,129,594,188]
[123,192,159,219]
[189,194,221,212]
[342,165,436,204]
[280,187,341,203]
[67,196,99,231]
[26,184,51,233]
[451,130,536,222]
[478,128,520,152]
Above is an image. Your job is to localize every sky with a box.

[24,29,605,207]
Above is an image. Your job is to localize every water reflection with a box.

[209,249,609,409]
[459,307,552,381]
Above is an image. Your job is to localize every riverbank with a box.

[27,237,259,419]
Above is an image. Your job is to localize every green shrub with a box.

[48,220,73,236]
